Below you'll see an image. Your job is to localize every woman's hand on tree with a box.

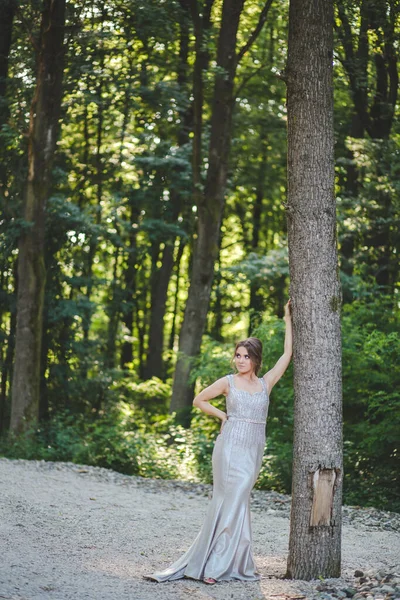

[284,298,292,320]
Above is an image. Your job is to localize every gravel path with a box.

[0,457,399,600]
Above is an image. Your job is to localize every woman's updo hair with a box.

[233,337,263,375]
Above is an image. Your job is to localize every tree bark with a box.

[248,130,268,334]
[0,0,15,129]
[10,0,66,434]
[168,239,185,356]
[0,302,16,434]
[120,199,139,369]
[169,0,246,426]
[143,239,176,379]
[285,0,343,580]
[0,0,16,196]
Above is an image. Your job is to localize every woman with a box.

[145,300,293,585]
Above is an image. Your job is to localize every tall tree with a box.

[10,0,66,433]
[285,0,343,580]
[169,0,244,425]
[0,0,16,135]
[170,0,273,426]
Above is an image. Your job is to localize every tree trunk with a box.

[143,11,192,381]
[168,239,185,356]
[120,199,139,369]
[10,0,66,434]
[248,130,268,335]
[143,240,176,379]
[0,0,15,129]
[285,0,343,580]
[0,304,16,434]
[105,245,121,369]
[0,0,16,196]
[169,0,246,426]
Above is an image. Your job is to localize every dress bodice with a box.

[225,373,269,424]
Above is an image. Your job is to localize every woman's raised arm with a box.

[263,300,293,395]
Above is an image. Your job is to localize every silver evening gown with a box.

[145,373,269,583]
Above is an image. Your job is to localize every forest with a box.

[0,0,399,513]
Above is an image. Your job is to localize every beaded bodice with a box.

[225,373,269,424]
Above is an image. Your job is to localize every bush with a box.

[2,295,398,512]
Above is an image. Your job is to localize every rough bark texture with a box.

[10,0,66,433]
[285,0,343,580]
[169,0,245,426]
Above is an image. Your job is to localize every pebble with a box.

[321,572,400,600]
[380,584,395,594]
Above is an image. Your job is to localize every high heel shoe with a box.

[203,577,217,584]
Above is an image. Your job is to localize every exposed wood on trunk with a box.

[310,468,338,527]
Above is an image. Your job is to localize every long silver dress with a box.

[146,373,269,583]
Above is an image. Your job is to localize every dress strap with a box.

[226,373,234,387]
[260,376,267,395]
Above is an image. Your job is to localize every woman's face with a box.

[234,346,255,375]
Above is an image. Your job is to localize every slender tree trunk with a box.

[120,200,139,369]
[285,0,343,580]
[82,7,106,345]
[10,0,66,434]
[0,0,15,129]
[39,313,50,423]
[0,306,16,434]
[248,130,268,334]
[210,257,223,341]
[105,245,121,369]
[0,0,16,197]
[169,0,246,426]
[143,12,192,381]
[168,239,185,355]
[143,240,176,379]
[336,0,398,292]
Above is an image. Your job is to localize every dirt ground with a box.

[0,458,399,600]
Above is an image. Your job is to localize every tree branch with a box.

[236,0,274,65]
[15,5,40,53]
[233,62,266,99]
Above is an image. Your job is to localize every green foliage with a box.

[341,296,400,511]
[252,317,294,492]
[0,408,183,480]
[0,0,399,515]
[1,297,399,511]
